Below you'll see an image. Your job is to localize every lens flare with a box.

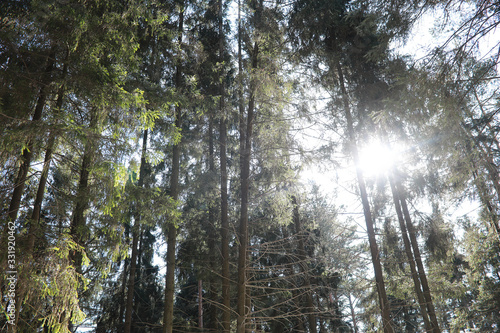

[357,140,401,177]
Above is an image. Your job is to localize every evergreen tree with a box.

[2,1,500,332]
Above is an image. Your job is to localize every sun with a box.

[357,140,401,178]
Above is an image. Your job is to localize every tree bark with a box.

[124,225,140,333]
[15,79,66,332]
[236,39,258,333]
[292,196,317,333]
[163,108,182,332]
[280,224,306,332]
[124,129,148,333]
[28,51,68,257]
[236,0,246,330]
[220,101,231,333]
[13,50,65,333]
[163,4,184,332]
[118,229,130,329]
[218,0,231,329]
[163,105,181,333]
[133,229,144,324]
[336,62,394,333]
[397,184,441,333]
[70,106,99,272]
[206,114,218,331]
[198,279,204,331]
[8,53,55,222]
[387,173,432,332]
[67,106,100,332]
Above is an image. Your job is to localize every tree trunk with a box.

[163,112,181,333]
[236,39,258,333]
[388,173,432,332]
[292,196,317,333]
[236,0,246,330]
[220,102,231,333]
[336,62,394,333]
[15,74,66,331]
[8,53,55,222]
[118,232,130,329]
[28,51,68,256]
[397,184,441,333]
[124,129,148,333]
[281,223,306,333]
[163,4,184,332]
[218,0,231,329]
[219,111,231,333]
[124,225,140,333]
[70,107,99,272]
[133,229,144,325]
[68,107,100,332]
[207,114,218,331]
[198,279,204,331]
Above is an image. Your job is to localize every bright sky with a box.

[298,5,494,243]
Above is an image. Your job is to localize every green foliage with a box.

[2,0,500,332]
[23,236,88,332]
[452,219,500,331]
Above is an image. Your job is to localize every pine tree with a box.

[288,3,396,329]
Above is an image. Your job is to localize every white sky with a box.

[298,5,496,242]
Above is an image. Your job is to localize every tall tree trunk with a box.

[124,129,148,333]
[219,115,231,332]
[219,98,231,333]
[207,114,218,331]
[163,4,184,332]
[133,229,144,325]
[397,184,441,333]
[198,279,204,331]
[70,107,99,272]
[27,96,61,253]
[68,106,100,332]
[236,0,245,330]
[335,62,394,333]
[118,230,130,329]
[15,71,67,331]
[219,113,231,332]
[28,49,69,257]
[124,225,140,333]
[281,224,306,332]
[236,39,258,333]
[292,196,317,333]
[163,106,181,333]
[318,293,326,333]
[163,114,181,332]
[387,173,432,332]
[8,53,55,222]
[218,0,231,328]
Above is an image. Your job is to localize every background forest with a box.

[1,0,499,332]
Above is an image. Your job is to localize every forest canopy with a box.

[1,0,499,332]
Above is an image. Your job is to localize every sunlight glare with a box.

[357,140,401,177]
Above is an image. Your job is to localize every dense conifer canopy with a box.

[1,0,499,332]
